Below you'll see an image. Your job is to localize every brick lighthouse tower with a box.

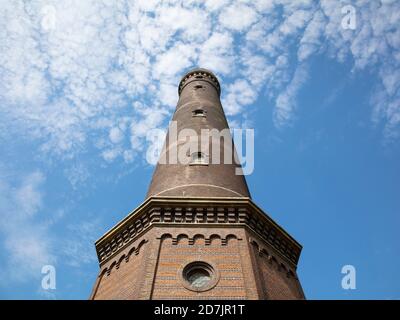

[90,68,305,300]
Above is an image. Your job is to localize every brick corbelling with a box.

[95,197,302,267]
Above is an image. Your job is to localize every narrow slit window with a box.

[192,109,206,117]
[194,84,204,90]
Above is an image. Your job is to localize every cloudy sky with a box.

[0,0,399,299]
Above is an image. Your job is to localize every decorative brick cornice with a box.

[158,233,241,246]
[95,197,302,267]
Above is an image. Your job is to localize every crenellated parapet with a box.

[178,68,221,96]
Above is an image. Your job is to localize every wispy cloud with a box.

[0,0,399,298]
[0,170,55,284]
[0,0,399,161]
[275,63,309,127]
[219,3,258,31]
[61,220,102,267]
[0,164,101,289]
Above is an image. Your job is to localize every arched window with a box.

[190,152,208,165]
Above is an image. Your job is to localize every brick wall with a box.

[247,230,305,300]
[91,225,303,300]
[91,236,149,299]
[151,226,257,299]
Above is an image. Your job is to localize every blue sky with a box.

[0,0,399,299]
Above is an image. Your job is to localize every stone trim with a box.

[154,184,246,197]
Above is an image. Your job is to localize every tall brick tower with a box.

[90,68,305,300]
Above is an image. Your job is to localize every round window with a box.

[181,261,218,292]
[187,268,211,288]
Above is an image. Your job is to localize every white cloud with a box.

[14,172,45,217]
[275,64,308,127]
[219,3,258,31]
[130,101,169,152]
[109,127,124,144]
[153,42,196,81]
[61,220,101,267]
[102,148,121,162]
[279,9,312,36]
[223,79,257,115]
[0,164,107,291]
[136,0,159,12]
[0,170,55,284]
[0,0,400,295]
[298,10,326,61]
[0,0,400,168]
[64,162,90,190]
[204,0,230,12]
[157,5,211,42]
[158,82,179,108]
[198,32,234,74]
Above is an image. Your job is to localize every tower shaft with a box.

[147,68,250,199]
[90,69,305,300]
